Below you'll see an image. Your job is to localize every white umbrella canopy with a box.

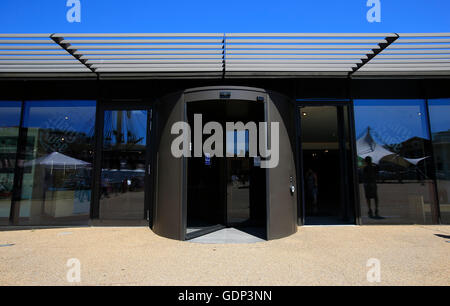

[403,156,429,165]
[24,152,91,169]
[357,127,429,167]
[380,154,415,168]
[357,128,398,164]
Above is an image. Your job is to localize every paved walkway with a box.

[0,225,449,285]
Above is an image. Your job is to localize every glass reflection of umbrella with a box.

[381,154,429,167]
[24,152,91,174]
[357,127,428,167]
[357,127,398,164]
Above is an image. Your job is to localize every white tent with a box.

[357,128,398,164]
[405,157,428,165]
[357,128,428,166]
[24,152,91,173]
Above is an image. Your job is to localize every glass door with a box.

[0,101,22,225]
[98,108,151,221]
[226,130,251,226]
[299,104,355,225]
[184,100,267,240]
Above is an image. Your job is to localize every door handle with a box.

[289,176,295,195]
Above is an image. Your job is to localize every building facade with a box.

[0,33,449,240]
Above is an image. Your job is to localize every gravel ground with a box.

[0,225,449,286]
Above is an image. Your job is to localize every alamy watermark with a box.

[367,0,381,23]
[170,114,279,168]
[66,0,81,23]
[66,258,81,283]
[366,258,381,283]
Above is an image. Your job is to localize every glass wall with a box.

[99,110,148,220]
[354,100,437,224]
[17,101,96,225]
[0,101,22,225]
[428,99,450,224]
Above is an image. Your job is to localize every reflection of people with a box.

[101,177,109,199]
[306,168,318,214]
[77,169,91,203]
[363,156,380,218]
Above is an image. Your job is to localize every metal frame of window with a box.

[9,100,25,225]
[424,98,443,224]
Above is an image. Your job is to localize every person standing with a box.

[363,156,380,218]
[306,168,318,214]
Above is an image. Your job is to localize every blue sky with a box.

[23,101,96,135]
[429,99,450,134]
[0,0,449,33]
[354,100,430,143]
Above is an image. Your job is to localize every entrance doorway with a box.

[299,104,356,225]
[154,86,297,241]
[185,100,266,240]
[95,103,152,223]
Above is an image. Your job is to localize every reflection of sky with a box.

[0,101,21,127]
[22,101,96,135]
[429,99,450,134]
[354,100,429,144]
[226,130,249,155]
[104,110,147,146]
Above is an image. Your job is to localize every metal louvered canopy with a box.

[0,33,449,79]
[223,33,395,77]
[353,33,450,76]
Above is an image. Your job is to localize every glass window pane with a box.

[99,110,147,220]
[0,101,22,224]
[354,100,437,224]
[18,101,96,225]
[428,98,450,224]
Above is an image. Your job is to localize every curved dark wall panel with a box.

[152,92,186,240]
[266,91,298,240]
[152,86,297,241]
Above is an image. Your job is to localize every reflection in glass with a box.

[99,110,148,220]
[227,130,250,225]
[428,99,450,224]
[301,106,340,221]
[354,100,436,224]
[0,101,22,224]
[226,130,249,156]
[17,101,96,225]
[300,106,354,224]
